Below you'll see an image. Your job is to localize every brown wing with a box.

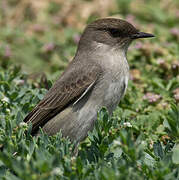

[24,61,102,135]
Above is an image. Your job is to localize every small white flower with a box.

[123,122,132,127]
[6,109,10,113]
[2,96,9,103]
[52,167,63,176]
[13,152,17,156]
[14,79,25,86]
[113,140,121,145]
[19,122,28,127]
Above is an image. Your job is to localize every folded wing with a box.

[24,61,102,135]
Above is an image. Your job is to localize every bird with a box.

[24,18,154,143]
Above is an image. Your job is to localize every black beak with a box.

[131,32,155,39]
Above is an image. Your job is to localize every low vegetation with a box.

[0,0,178,179]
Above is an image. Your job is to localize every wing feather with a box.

[24,62,102,134]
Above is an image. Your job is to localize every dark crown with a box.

[87,18,139,37]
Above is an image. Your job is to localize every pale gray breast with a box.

[102,72,129,114]
[98,47,129,114]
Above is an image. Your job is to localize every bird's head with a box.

[78,18,154,52]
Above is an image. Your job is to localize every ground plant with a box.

[0,0,179,179]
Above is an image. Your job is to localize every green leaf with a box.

[172,144,179,164]
[153,141,164,159]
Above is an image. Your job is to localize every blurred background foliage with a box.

[0,0,179,179]
[0,0,178,76]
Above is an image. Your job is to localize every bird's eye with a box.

[108,28,120,37]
